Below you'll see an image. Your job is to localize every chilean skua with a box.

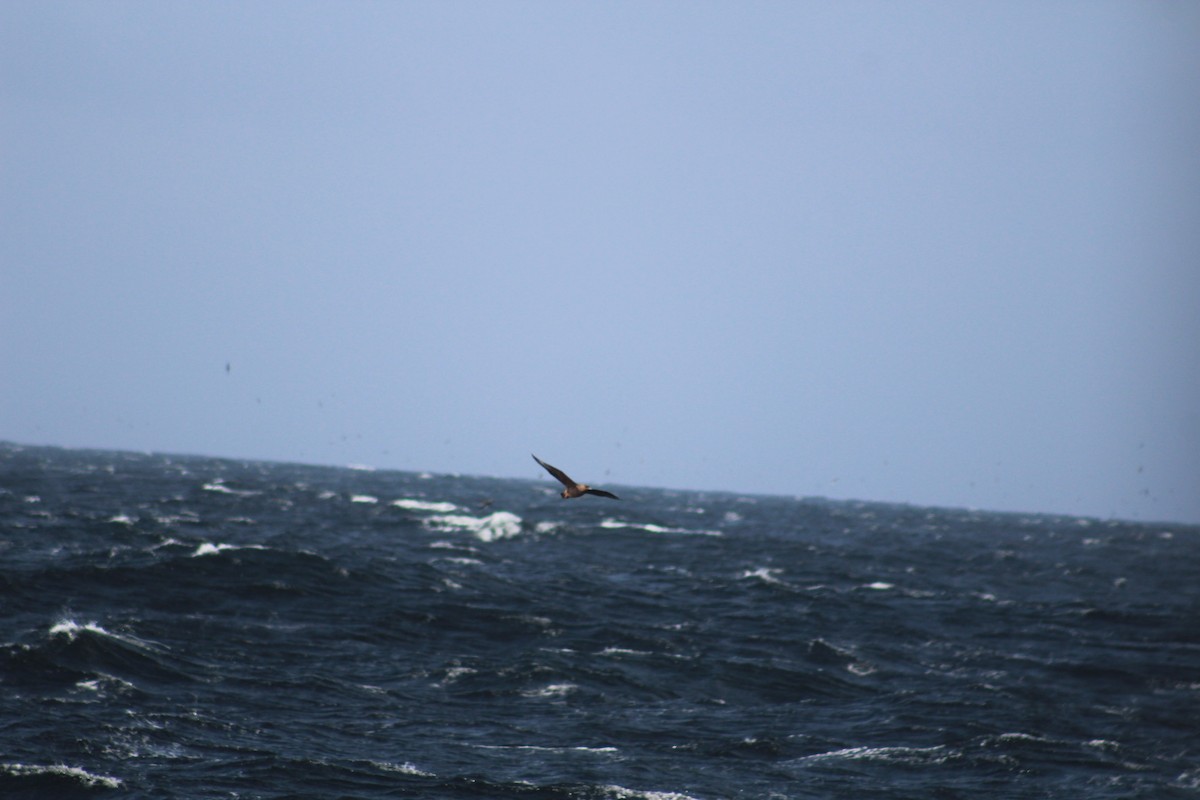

[532,454,619,500]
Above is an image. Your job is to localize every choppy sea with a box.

[2,443,1198,799]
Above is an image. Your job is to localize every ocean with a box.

[2,442,1197,799]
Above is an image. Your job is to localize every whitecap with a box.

[522,682,577,699]
[193,542,237,557]
[983,732,1053,748]
[601,785,702,800]
[108,513,136,526]
[739,567,783,584]
[599,519,721,537]
[155,512,201,526]
[192,542,266,557]
[75,673,136,694]
[202,481,260,497]
[427,514,482,530]
[0,763,123,789]
[476,744,617,755]
[49,619,165,652]
[436,557,485,567]
[393,498,458,513]
[434,665,477,687]
[369,760,433,777]
[864,581,894,591]
[49,619,110,641]
[799,744,951,765]
[350,494,379,504]
[475,513,523,542]
[1085,739,1121,751]
[429,540,476,551]
[425,511,523,542]
[599,646,651,657]
[150,537,186,551]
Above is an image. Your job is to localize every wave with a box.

[738,566,784,584]
[393,498,459,513]
[425,511,523,541]
[48,619,162,652]
[191,541,267,557]
[202,480,261,497]
[34,617,207,690]
[520,682,578,699]
[474,744,619,756]
[6,443,1199,799]
[601,787,702,800]
[0,762,123,791]
[599,519,722,537]
[796,744,956,766]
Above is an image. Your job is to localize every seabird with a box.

[532,454,619,500]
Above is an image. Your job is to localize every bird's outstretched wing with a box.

[584,488,620,500]
[532,454,575,489]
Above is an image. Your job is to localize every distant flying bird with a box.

[532,454,619,500]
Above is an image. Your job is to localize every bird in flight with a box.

[532,454,619,500]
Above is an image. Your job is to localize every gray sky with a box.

[3,2,1198,523]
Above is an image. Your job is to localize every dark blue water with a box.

[2,443,1198,799]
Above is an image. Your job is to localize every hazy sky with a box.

[3,2,1198,523]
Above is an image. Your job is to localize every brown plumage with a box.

[532,454,619,500]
